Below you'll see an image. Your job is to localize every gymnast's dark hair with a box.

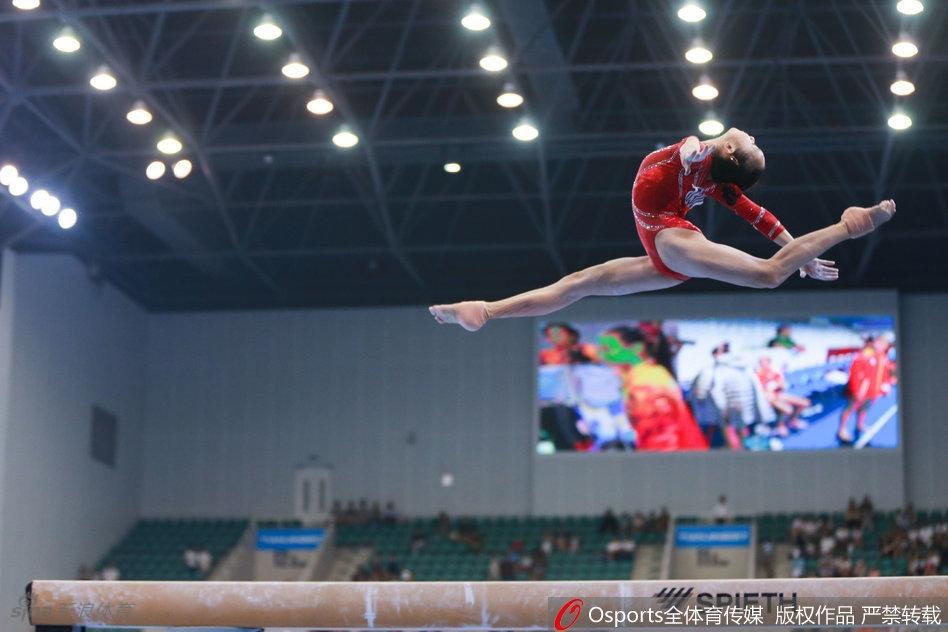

[710,149,764,205]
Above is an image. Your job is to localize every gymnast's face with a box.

[722,127,765,169]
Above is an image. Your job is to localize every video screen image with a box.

[536,316,898,453]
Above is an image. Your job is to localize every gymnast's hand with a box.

[799,258,839,281]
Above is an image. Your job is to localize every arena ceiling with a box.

[0,0,946,311]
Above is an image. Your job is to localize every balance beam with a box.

[27,576,948,630]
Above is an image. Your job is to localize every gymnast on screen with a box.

[429,128,896,331]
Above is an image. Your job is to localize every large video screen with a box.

[536,316,898,453]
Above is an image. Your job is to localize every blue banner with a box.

[256,528,325,550]
[675,524,751,548]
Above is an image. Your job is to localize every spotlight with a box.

[172,159,193,179]
[0,164,17,186]
[52,26,81,53]
[146,161,166,180]
[12,0,40,9]
[8,176,28,197]
[253,13,283,40]
[887,111,912,130]
[40,194,60,216]
[479,48,508,72]
[461,5,491,31]
[512,121,539,142]
[306,90,334,116]
[892,39,918,58]
[497,83,524,108]
[890,73,915,96]
[685,42,713,64]
[677,3,707,22]
[698,117,724,136]
[156,133,183,155]
[332,128,359,148]
[896,0,924,15]
[58,207,77,230]
[89,66,117,91]
[126,101,153,125]
[282,53,310,79]
[29,189,50,211]
[443,162,462,174]
[692,78,719,101]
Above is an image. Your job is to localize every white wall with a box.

[141,308,535,517]
[140,288,947,519]
[899,294,948,510]
[0,253,146,626]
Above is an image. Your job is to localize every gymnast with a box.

[429,128,896,331]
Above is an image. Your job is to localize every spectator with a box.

[488,556,501,580]
[605,538,636,561]
[196,547,213,573]
[657,507,671,533]
[859,495,874,529]
[713,495,730,524]
[101,564,121,581]
[410,529,427,555]
[77,565,92,581]
[183,545,199,570]
[568,532,581,554]
[760,540,775,578]
[370,501,382,525]
[383,501,399,524]
[386,557,401,578]
[845,498,861,529]
[437,511,451,535]
[540,531,554,556]
[600,508,619,534]
[400,568,415,581]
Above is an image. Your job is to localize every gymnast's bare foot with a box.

[429,301,490,332]
[841,199,896,239]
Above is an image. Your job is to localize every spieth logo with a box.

[553,598,584,631]
[653,587,694,610]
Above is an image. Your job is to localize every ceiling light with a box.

[685,43,713,64]
[461,6,491,31]
[892,39,918,58]
[29,189,50,211]
[12,0,41,9]
[253,13,283,40]
[890,76,915,96]
[52,26,81,53]
[126,101,153,125]
[58,207,77,230]
[692,78,718,101]
[677,3,706,22]
[887,111,912,130]
[306,89,334,116]
[40,194,60,217]
[8,176,28,197]
[698,117,725,136]
[497,84,524,108]
[332,128,359,148]
[443,162,462,174]
[0,164,17,187]
[512,121,539,142]
[156,134,183,155]
[146,161,166,180]
[282,53,310,79]
[479,49,508,72]
[89,66,117,91]
[896,0,923,15]
[172,159,193,179]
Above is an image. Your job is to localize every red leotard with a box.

[631,138,785,280]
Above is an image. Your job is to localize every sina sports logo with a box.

[553,598,584,631]
[653,587,694,610]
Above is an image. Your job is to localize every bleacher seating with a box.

[97,518,249,580]
[337,515,666,581]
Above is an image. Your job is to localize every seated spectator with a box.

[499,558,516,581]
[568,532,581,554]
[386,557,401,578]
[437,511,451,535]
[196,548,213,573]
[183,545,199,570]
[657,507,671,532]
[760,540,775,578]
[410,529,427,555]
[605,538,636,561]
[400,567,414,581]
[631,512,646,533]
[540,531,554,556]
[101,564,121,581]
[859,495,874,529]
[488,555,501,580]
